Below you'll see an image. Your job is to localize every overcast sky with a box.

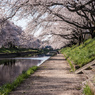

[12,18,29,30]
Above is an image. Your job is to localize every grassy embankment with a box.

[0,66,38,95]
[0,48,38,54]
[60,38,95,71]
[60,38,95,95]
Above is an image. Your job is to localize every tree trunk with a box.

[91,29,95,38]
[92,32,95,38]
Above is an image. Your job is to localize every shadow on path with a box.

[9,54,86,95]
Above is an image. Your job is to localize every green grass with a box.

[0,48,38,54]
[0,66,38,95]
[60,38,95,68]
[67,58,75,72]
[83,84,94,95]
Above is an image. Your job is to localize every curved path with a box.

[9,54,86,95]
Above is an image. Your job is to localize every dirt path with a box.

[9,54,86,95]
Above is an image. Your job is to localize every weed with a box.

[67,58,75,72]
[83,84,94,95]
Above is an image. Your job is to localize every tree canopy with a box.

[0,0,95,46]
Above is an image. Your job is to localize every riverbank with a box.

[0,48,38,54]
[0,51,38,58]
[0,48,56,58]
[9,54,86,95]
[0,48,40,58]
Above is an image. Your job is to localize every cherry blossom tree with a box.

[0,0,95,47]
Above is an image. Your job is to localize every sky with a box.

[12,17,44,38]
[12,17,29,30]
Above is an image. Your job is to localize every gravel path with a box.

[9,54,86,95]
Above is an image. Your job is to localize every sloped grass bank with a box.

[60,38,95,71]
[0,66,38,95]
[60,38,95,95]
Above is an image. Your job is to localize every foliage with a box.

[83,84,94,95]
[0,66,38,95]
[60,38,95,68]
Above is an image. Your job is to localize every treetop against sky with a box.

[0,0,95,38]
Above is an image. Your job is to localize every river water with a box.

[0,56,50,86]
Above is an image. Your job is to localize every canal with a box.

[0,55,50,86]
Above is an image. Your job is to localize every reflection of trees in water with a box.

[4,59,15,66]
[15,59,41,74]
[0,59,41,86]
[0,59,20,85]
[0,59,15,65]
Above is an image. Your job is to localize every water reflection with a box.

[0,58,44,86]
